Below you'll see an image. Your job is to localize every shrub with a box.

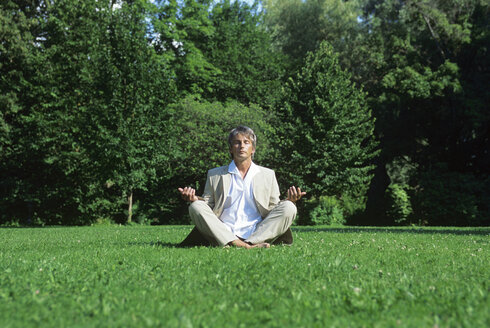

[385,184,413,225]
[310,196,345,226]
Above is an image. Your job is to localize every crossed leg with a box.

[188,200,297,248]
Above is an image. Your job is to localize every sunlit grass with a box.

[0,226,488,327]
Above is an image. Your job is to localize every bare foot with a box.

[250,242,270,248]
[229,239,270,249]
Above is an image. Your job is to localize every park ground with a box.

[0,225,488,327]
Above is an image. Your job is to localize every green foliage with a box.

[1,0,488,227]
[0,1,35,224]
[340,193,367,218]
[0,226,488,327]
[353,0,490,226]
[263,0,362,73]
[385,184,413,225]
[0,0,115,225]
[0,0,174,225]
[152,0,286,107]
[279,41,378,203]
[152,0,218,96]
[201,0,285,108]
[92,0,175,223]
[413,164,490,226]
[310,196,345,226]
[262,0,490,227]
[386,156,418,186]
[304,193,364,226]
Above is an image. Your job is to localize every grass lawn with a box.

[0,225,488,327]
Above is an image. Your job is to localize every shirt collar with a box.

[228,161,258,179]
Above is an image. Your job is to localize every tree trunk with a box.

[127,190,133,223]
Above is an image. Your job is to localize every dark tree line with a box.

[1,0,488,226]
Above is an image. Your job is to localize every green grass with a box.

[0,226,488,327]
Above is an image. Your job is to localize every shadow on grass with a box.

[291,226,490,236]
[153,241,194,248]
[127,241,207,248]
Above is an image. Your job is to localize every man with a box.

[178,126,305,249]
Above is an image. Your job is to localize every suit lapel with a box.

[252,168,267,213]
[222,169,231,198]
[211,166,231,217]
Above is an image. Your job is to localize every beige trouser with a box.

[188,200,297,246]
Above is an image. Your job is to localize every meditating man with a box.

[178,125,305,249]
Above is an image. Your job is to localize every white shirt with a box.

[220,161,262,239]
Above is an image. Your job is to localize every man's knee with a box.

[188,200,207,218]
[282,200,297,217]
[188,200,200,214]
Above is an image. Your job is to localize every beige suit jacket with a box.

[202,164,281,219]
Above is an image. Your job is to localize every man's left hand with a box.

[286,186,306,203]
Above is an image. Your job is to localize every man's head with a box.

[228,126,256,160]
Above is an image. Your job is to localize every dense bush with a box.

[309,196,345,226]
[385,184,413,225]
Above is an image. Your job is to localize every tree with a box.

[0,0,112,225]
[0,0,175,225]
[0,1,38,224]
[355,0,490,225]
[200,0,285,108]
[80,0,175,223]
[279,42,378,222]
[152,0,219,96]
[263,0,362,73]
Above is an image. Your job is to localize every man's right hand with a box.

[286,186,306,203]
[178,187,200,202]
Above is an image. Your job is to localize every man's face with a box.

[229,133,255,162]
